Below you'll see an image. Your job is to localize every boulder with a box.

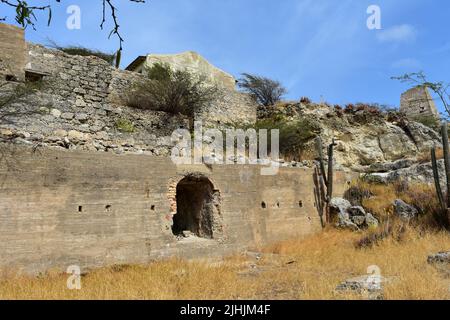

[329,198,379,230]
[329,198,351,213]
[50,108,62,118]
[329,198,359,231]
[67,130,86,142]
[393,199,418,221]
[61,112,74,120]
[348,206,367,227]
[75,113,89,122]
[365,213,379,229]
[427,251,450,264]
[336,274,394,300]
[53,129,67,137]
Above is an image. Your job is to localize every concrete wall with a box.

[0,23,26,81]
[0,145,353,274]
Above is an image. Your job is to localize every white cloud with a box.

[391,58,421,69]
[377,24,417,43]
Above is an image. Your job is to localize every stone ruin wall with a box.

[400,86,440,120]
[0,37,257,157]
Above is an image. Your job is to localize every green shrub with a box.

[115,118,135,133]
[146,62,172,81]
[411,115,440,131]
[252,116,321,160]
[125,63,218,118]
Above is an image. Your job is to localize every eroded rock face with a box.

[389,160,445,186]
[259,102,441,172]
[328,121,440,171]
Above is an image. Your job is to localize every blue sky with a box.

[2,0,450,111]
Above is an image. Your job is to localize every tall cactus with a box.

[314,136,336,225]
[431,122,450,229]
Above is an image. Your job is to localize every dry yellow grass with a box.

[352,179,447,229]
[0,228,448,300]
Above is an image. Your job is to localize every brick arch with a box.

[167,173,223,239]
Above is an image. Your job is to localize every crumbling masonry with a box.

[0,23,354,274]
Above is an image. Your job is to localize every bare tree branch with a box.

[0,0,145,49]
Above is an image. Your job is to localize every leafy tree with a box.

[392,72,450,119]
[238,73,287,107]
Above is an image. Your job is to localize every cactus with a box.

[314,136,336,225]
[431,122,450,229]
[313,166,326,227]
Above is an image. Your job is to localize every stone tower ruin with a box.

[400,85,440,119]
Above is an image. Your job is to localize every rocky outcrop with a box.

[260,102,441,172]
[364,159,446,187]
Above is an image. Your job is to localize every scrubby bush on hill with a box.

[59,46,116,64]
[411,114,440,131]
[300,96,312,104]
[125,62,218,119]
[252,115,321,161]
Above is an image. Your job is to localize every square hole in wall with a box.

[78,206,83,213]
[5,75,17,82]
